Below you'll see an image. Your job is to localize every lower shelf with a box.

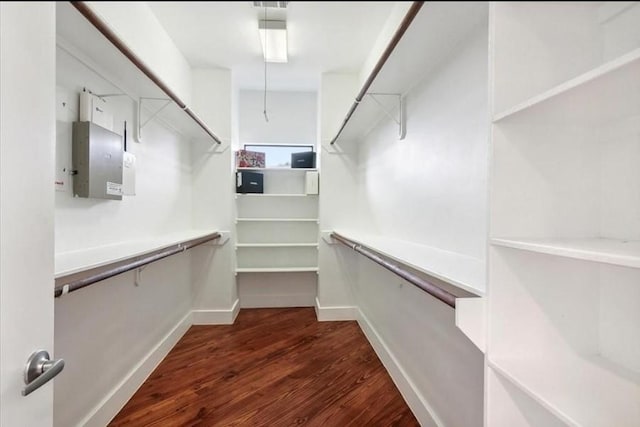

[236,267,319,273]
[489,355,640,427]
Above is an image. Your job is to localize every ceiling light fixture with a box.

[259,20,288,63]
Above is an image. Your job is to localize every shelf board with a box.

[236,168,318,172]
[489,356,640,427]
[236,243,318,248]
[332,230,485,295]
[493,48,640,124]
[334,2,488,144]
[491,237,640,269]
[55,229,218,278]
[235,193,317,198]
[236,218,319,223]
[56,3,218,142]
[236,267,319,273]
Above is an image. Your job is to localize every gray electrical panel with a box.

[72,121,124,200]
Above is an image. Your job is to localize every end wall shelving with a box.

[488,2,640,426]
[234,166,319,278]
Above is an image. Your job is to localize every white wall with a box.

[317,73,360,316]
[356,27,489,261]
[55,48,193,253]
[53,43,198,426]
[86,1,193,105]
[319,22,488,427]
[239,90,317,145]
[191,68,237,316]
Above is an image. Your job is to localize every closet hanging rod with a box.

[54,232,221,298]
[329,1,423,145]
[70,1,222,145]
[330,232,457,308]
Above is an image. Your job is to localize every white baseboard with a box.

[314,297,358,321]
[192,298,240,325]
[240,294,315,308]
[357,309,442,427]
[81,311,193,427]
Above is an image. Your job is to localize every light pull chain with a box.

[263,5,269,123]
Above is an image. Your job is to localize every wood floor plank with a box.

[109,308,418,426]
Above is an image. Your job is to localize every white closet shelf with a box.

[236,267,319,273]
[236,243,318,248]
[491,237,640,269]
[489,356,640,427]
[236,218,319,223]
[332,230,485,295]
[332,2,489,144]
[236,168,317,172]
[493,48,640,124]
[55,229,218,278]
[56,3,220,142]
[235,194,317,198]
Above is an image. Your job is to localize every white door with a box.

[0,2,57,426]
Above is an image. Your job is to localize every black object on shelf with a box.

[291,151,316,168]
[236,171,264,193]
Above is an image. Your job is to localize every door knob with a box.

[22,350,65,396]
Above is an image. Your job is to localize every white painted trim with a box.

[240,294,315,308]
[455,297,486,353]
[314,297,358,321]
[357,309,443,427]
[192,298,240,325]
[80,311,193,427]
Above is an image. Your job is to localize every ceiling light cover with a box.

[253,2,289,9]
[259,20,288,63]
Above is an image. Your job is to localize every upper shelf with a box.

[332,229,485,296]
[236,168,318,172]
[56,2,222,144]
[493,48,640,125]
[330,2,488,145]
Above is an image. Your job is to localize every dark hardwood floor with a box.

[109,308,419,426]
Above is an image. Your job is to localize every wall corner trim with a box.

[314,297,358,321]
[357,308,443,427]
[79,310,193,427]
[192,298,240,325]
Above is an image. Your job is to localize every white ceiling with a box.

[147,1,395,91]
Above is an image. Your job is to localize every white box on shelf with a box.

[305,171,319,195]
[79,91,114,131]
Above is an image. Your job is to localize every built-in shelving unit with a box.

[488,2,640,425]
[234,164,319,305]
[235,194,317,198]
[236,218,319,223]
[329,2,488,145]
[56,2,222,143]
[235,267,319,274]
[236,167,317,172]
[236,243,318,248]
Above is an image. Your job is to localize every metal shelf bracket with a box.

[137,97,172,141]
[365,92,406,140]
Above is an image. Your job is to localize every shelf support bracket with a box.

[365,92,406,140]
[137,97,172,142]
